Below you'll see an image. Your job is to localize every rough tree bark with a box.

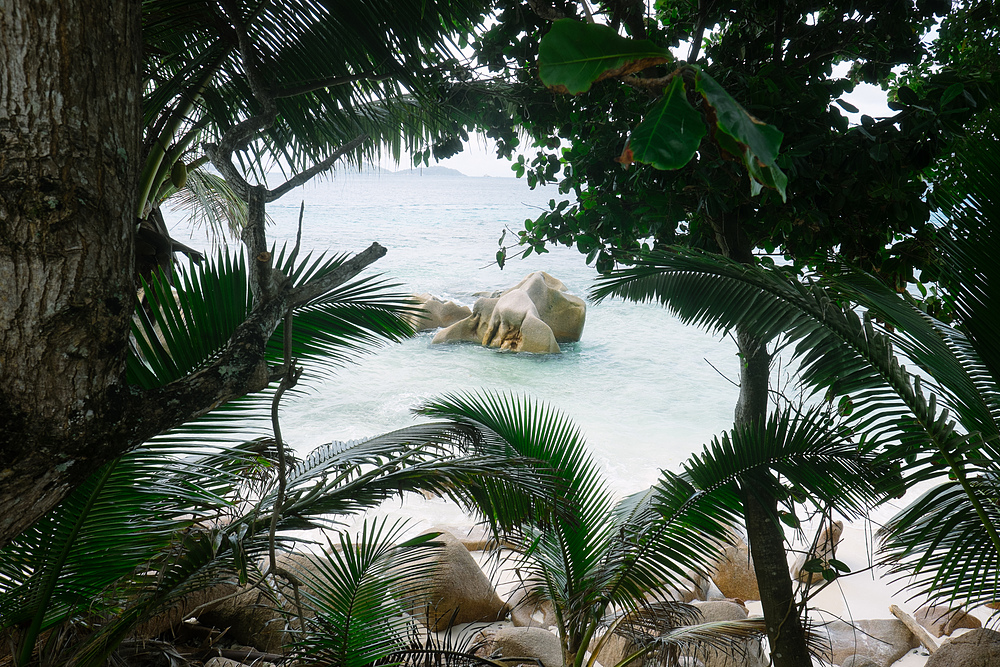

[0,0,142,544]
[0,0,384,548]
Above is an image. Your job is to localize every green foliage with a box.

[417,391,887,667]
[128,245,413,390]
[628,76,706,170]
[538,19,671,94]
[478,1,987,282]
[139,0,498,220]
[536,19,787,201]
[588,125,1000,607]
[0,440,260,665]
[288,522,439,667]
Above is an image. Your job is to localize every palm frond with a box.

[934,117,1000,385]
[269,246,416,379]
[0,438,257,663]
[129,251,250,389]
[685,408,895,520]
[607,615,767,667]
[590,211,1000,608]
[142,0,494,186]
[164,168,259,243]
[879,475,1000,608]
[592,250,995,493]
[288,520,435,666]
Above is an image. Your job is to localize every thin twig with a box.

[267,309,299,574]
[704,357,740,388]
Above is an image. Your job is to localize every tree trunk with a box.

[0,0,142,545]
[736,329,812,667]
[715,216,812,666]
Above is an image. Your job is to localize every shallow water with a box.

[166,171,742,496]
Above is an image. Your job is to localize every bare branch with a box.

[268,309,299,574]
[289,241,387,307]
[265,134,367,202]
[242,185,273,300]
[202,142,251,200]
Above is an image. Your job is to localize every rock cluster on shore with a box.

[127,521,996,667]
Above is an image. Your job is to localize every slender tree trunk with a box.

[0,0,142,543]
[715,216,812,666]
[736,329,812,667]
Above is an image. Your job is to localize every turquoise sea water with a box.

[165,171,743,497]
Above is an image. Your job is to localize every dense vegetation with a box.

[1,1,997,665]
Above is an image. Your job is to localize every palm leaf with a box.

[879,475,1000,607]
[141,0,493,196]
[684,408,895,520]
[164,168,259,243]
[0,438,255,664]
[590,227,1000,607]
[288,519,437,666]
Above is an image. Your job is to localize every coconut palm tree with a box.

[587,125,1000,611]
[136,0,501,260]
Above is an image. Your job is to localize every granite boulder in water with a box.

[432,272,585,353]
[405,293,472,332]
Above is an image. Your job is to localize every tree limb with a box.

[289,241,387,307]
[265,135,367,202]
[124,242,386,445]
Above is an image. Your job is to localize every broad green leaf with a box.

[694,69,787,201]
[940,82,964,107]
[538,19,671,95]
[828,558,851,573]
[628,76,706,170]
[835,98,860,113]
[694,69,783,166]
[745,149,789,203]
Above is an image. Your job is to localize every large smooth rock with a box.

[650,568,715,604]
[198,551,318,653]
[198,584,289,653]
[691,600,749,622]
[406,293,471,332]
[914,605,982,637]
[479,626,563,667]
[821,619,917,667]
[428,523,500,551]
[926,628,1000,667]
[685,601,766,667]
[840,656,881,667]
[711,543,760,601]
[432,272,585,354]
[507,585,557,628]
[792,520,843,585]
[397,530,509,631]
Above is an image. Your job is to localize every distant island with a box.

[388,166,467,178]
